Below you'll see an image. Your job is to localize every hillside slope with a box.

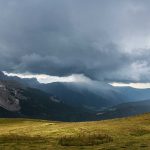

[35,82,125,110]
[0,113,149,150]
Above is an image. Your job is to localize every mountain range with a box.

[0,71,150,121]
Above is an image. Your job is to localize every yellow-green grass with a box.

[0,113,150,150]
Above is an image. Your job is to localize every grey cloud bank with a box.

[0,0,150,82]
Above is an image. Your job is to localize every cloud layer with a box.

[0,0,150,82]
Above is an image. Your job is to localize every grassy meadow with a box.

[0,113,149,150]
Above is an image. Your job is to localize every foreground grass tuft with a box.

[0,134,47,143]
[130,128,150,136]
[58,133,113,146]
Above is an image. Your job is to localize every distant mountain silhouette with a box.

[97,99,150,119]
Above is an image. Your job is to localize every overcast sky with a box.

[1,0,150,83]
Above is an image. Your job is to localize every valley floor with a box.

[0,113,150,150]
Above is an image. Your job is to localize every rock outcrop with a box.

[0,81,21,111]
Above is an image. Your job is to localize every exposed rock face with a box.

[0,81,21,112]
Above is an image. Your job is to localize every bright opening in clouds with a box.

[110,82,150,89]
[3,71,91,84]
[3,71,150,89]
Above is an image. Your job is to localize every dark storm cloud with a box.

[0,0,150,82]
